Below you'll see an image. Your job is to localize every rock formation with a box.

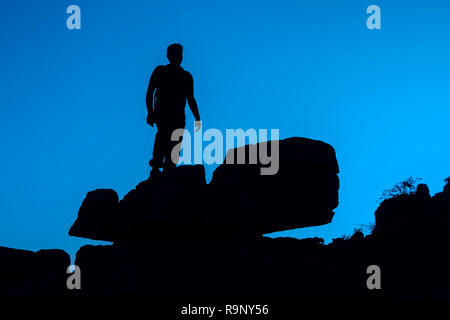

[0,247,70,299]
[69,137,339,242]
[209,137,339,234]
[3,135,450,301]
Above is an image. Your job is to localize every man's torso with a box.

[153,64,191,122]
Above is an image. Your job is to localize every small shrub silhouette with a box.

[378,177,422,202]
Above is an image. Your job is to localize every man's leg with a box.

[149,123,166,169]
[163,121,185,172]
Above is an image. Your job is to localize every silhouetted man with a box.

[146,44,201,174]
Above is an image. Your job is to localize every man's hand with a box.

[194,120,202,132]
[147,113,156,127]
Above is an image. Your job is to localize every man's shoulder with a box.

[153,65,166,73]
[183,69,193,81]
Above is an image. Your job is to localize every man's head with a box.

[167,43,183,66]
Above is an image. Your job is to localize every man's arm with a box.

[186,73,201,131]
[146,67,160,126]
[187,96,200,121]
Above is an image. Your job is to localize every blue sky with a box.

[1,0,449,260]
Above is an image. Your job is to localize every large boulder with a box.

[116,164,209,239]
[69,189,119,241]
[69,165,208,241]
[372,179,450,243]
[0,246,70,298]
[209,137,339,234]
